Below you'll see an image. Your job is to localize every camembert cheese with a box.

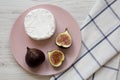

[24,8,56,40]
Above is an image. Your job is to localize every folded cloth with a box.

[88,54,120,80]
[50,0,120,80]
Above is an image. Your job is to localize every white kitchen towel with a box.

[88,53,120,80]
[50,0,120,80]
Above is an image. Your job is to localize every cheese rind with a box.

[24,8,56,40]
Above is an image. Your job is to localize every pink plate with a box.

[10,4,82,75]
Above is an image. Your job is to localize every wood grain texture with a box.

[0,0,96,80]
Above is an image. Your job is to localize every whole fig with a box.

[25,47,45,68]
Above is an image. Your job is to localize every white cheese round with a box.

[24,8,56,40]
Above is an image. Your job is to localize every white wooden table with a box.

[2,0,119,80]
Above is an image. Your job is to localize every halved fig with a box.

[48,50,65,67]
[56,28,72,48]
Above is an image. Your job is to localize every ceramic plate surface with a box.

[10,4,82,75]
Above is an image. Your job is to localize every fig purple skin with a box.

[25,47,45,68]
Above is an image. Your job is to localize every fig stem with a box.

[65,28,68,31]
[27,47,30,50]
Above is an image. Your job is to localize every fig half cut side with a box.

[48,50,65,67]
[56,28,72,48]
